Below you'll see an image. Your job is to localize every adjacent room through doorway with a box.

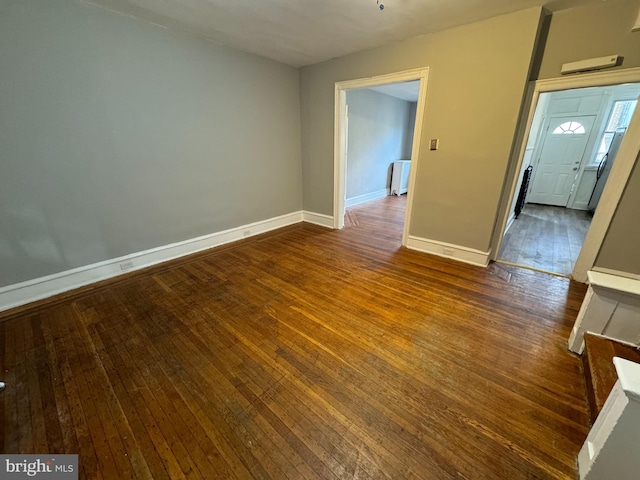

[342,80,419,243]
[498,82,640,276]
[333,68,428,246]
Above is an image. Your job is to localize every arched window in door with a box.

[552,121,586,134]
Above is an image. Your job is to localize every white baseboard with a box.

[505,213,516,233]
[303,211,334,228]
[345,189,389,207]
[570,203,589,211]
[0,211,305,313]
[406,235,491,267]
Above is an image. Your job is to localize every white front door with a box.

[528,114,596,206]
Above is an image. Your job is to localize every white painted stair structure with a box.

[578,357,640,480]
[568,271,640,354]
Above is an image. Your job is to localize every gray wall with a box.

[536,0,640,81]
[0,0,302,287]
[300,8,543,252]
[346,89,413,200]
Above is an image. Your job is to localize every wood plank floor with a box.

[0,195,590,479]
[498,204,592,276]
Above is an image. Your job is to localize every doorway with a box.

[494,73,640,280]
[334,68,429,246]
[342,81,419,238]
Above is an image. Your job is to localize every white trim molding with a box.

[302,211,334,228]
[406,236,491,267]
[578,358,640,480]
[504,213,516,234]
[0,211,305,313]
[345,189,389,207]
[592,267,640,281]
[568,270,640,354]
[334,67,429,247]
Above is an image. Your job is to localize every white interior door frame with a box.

[493,67,640,282]
[334,67,429,246]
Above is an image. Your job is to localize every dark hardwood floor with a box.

[0,195,589,479]
[498,204,592,276]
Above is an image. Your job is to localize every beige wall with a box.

[300,8,543,251]
[595,158,640,275]
[537,0,640,80]
[0,0,302,287]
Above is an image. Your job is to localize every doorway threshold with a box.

[494,260,570,279]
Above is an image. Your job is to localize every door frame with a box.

[492,67,640,282]
[334,67,429,246]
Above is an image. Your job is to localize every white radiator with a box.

[391,160,411,195]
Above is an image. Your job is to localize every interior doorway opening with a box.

[334,68,429,246]
[497,81,640,277]
[342,81,420,239]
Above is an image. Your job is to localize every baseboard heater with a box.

[391,160,411,195]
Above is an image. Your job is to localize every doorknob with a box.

[572,167,578,171]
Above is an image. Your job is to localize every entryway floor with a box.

[498,204,592,276]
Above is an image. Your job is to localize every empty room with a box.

[2,0,640,479]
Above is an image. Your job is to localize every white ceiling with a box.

[83,0,603,67]
[369,81,420,102]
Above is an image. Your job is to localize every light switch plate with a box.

[430,139,439,150]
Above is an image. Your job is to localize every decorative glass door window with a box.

[552,121,586,134]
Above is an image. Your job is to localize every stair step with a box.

[582,333,640,424]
